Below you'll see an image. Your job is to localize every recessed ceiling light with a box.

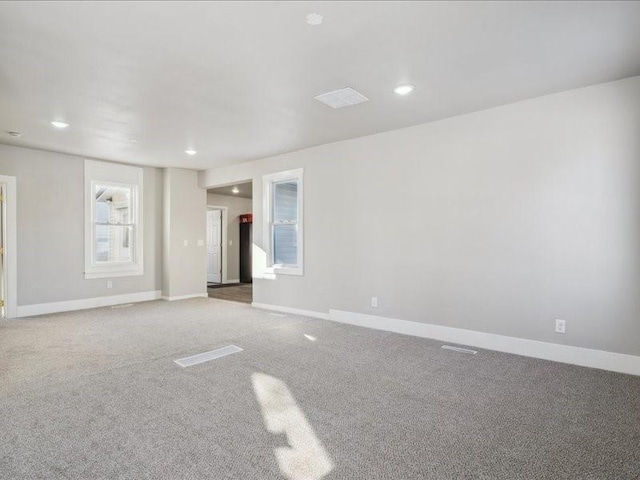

[231,186,240,194]
[185,149,197,155]
[394,84,415,96]
[306,13,323,26]
[7,131,22,138]
[50,120,69,129]
[129,138,139,144]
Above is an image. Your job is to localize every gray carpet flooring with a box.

[1,298,639,479]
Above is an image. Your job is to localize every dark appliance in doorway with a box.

[239,213,252,283]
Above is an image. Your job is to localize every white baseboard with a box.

[225,279,240,284]
[16,290,162,318]
[328,309,640,377]
[161,293,209,301]
[252,302,331,320]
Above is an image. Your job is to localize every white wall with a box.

[200,76,640,357]
[0,144,163,307]
[163,168,207,299]
[207,193,252,282]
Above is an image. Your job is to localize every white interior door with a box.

[207,209,222,283]
[0,184,4,318]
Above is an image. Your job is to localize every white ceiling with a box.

[208,181,252,199]
[1,1,640,170]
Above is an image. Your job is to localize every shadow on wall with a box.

[252,372,334,480]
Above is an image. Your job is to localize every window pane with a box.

[95,225,134,263]
[94,185,132,224]
[273,224,297,265]
[274,181,298,222]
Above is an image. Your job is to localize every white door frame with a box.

[207,205,228,284]
[0,175,17,319]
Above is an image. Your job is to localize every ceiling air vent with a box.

[314,87,369,109]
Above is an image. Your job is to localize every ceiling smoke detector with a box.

[7,131,22,138]
[306,13,323,26]
[314,87,369,109]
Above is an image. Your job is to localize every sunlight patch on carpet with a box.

[252,373,334,480]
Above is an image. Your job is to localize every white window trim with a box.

[84,160,144,279]
[262,168,303,276]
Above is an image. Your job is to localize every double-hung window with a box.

[85,160,143,279]
[263,169,303,275]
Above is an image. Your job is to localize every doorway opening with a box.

[205,181,253,304]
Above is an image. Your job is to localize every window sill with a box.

[85,269,144,280]
[265,266,304,276]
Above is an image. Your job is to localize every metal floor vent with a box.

[111,303,134,309]
[269,312,287,317]
[175,345,243,367]
[441,345,478,355]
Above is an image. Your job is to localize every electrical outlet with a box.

[183,240,189,247]
[555,319,566,334]
[229,240,233,246]
[197,239,204,247]
[371,296,378,308]
[107,281,113,289]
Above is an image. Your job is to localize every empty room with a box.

[1,1,640,479]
